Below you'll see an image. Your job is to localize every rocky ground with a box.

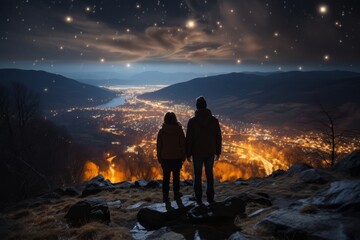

[0,150,359,240]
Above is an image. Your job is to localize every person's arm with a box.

[215,119,222,159]
[156,130,163,164]
[186,119,193,161]
[179,127,186,162]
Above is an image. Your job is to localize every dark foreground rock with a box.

[64,198,110,227]
[299,169,335,184]
[81,174,115,197]
[137,196,196,230]
[310,179,360,211]
[256,208,359,240]
[286,163,312,176]
[335,150,360,177]
[256,179,360,240]
[188,196,246,223]
[135,193,271,239]
[135,180,161,188]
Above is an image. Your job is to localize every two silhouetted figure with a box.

[156,96,222,204]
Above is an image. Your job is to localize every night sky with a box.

[0,0,359,74]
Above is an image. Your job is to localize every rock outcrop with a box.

[81,175,115,197]
[64,197,110,227]
[335,150,360,177]
[256,179,360,239]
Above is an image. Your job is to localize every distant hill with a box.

[127,71,208,85]
[77,71,210,87]
[0,69,116,110]
[141,71,360,128]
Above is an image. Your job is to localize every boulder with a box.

[135,180,161,188]
[286,163,312,176]
[137,196,196,230]
[107,200,122,208]
[299,169,334,184]
[187,196,246,223]
[64,197,110,227]
[269,169,286,178]
[310,179,360,211]
[256,179,360,239]
[114,181,135,188]
[335,150,360,177]
[237,192,272,206]
[256,208,359,240]
[81,174,115,197]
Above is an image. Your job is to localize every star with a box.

[100,58,105,63]
[186,20,196,29]
[126,63,131,68]
[323,55,330,61]
[236,59,241,64]
[319,5,328,15]
[65,16,73,23]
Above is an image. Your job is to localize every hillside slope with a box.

[141,71,360,127]
[0,69,116,110]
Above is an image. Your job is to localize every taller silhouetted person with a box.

[186,96,222,204]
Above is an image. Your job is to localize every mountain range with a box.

[141,71,360,128]
[0,69,116,110]
[76,71,210,86]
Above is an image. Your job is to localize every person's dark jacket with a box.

[186,108,222,158]
[157,124,186,161]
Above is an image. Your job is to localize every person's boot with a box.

[163,192,169,203]
[174,191,183,200]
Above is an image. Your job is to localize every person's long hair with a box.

[163,112,181,126]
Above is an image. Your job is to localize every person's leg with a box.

[173,159,183,200]
[162,160,171,202]
[193,157,204,204]
[204,156,215,203]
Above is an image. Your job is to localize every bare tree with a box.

[311,104,359,166]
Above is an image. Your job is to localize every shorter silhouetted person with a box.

[186,96,222,204]
[157,112,186,202]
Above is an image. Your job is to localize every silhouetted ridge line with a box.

[0,68,116,109]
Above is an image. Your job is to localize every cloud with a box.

[31,14,241,63]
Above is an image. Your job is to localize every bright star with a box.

[186,20,196,29]
[319,5,328,14]
[100,58,105,63]
[65,16,73,23]
[126,63,131,68]
[323,55,330,61]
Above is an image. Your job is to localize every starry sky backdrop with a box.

[0,0,359,74]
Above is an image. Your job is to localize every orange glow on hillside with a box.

[82,146,289,183]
